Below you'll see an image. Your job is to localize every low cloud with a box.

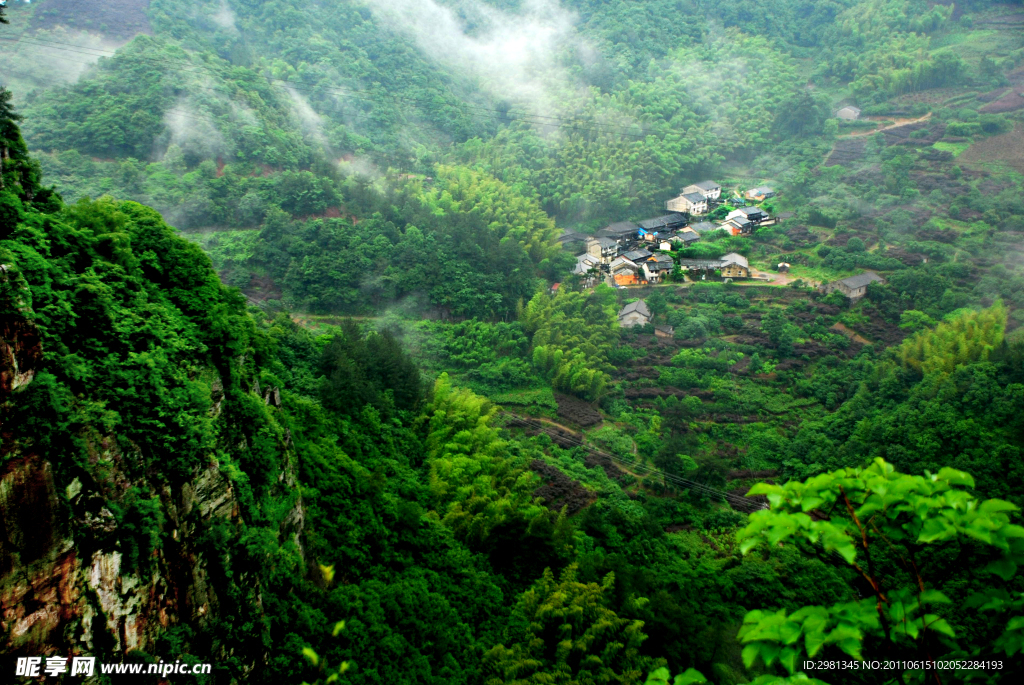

[4,28,125,90]
[284,86,330,150]
[359,0,584,120]
[161,102,229,163]
[212,0,239,33]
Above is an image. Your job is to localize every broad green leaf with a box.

[936,468,975,488]
[924,616,956,638]
[838,637,863,660]
[332,620,346,637]
[779,647,801,675]
[920,590,951,605]
[302,647,319,667]
[760,642,782,667]
[741,643,761,669]
[918,517,954,543]
[779,620,802,645]
[645,667,671,685]
[805,626,826,658]
[674,668,708,685]
[740,537,761,555]
[980,499,1018,515]
[985,559,1017,581]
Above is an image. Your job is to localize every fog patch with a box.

[359,0,584,121]
[284,86,330,150]
[160,102,229,165]
[4,28,126,91]
[212,0,239,33]
[338,155,384,182]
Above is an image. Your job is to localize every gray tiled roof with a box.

[690,222,719,233]
[598,221,639,236]
[638,213,688,230]
[618,299,651,318]
[692,180,720,190]
[681,192,706,203]
[840,271,884,289]
[720,253,749,268]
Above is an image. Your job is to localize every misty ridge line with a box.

[10,32,865,156]
[1,34,657,139]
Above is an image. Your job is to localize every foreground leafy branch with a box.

[732,458,1024,683]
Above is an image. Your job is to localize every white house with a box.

[727,206,767,225]
[744,186,776,201]
[836,106,861,121]
[826,272,884,299]
[586,237,619,263]
[666,191,708,215]
[618,299,652,327]
[683,181,722,200]
[720,253,750,279]
[642,259,673,284]
[573,253,600,275]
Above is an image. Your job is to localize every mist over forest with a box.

[2,0,1024,683]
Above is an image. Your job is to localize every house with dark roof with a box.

[670,230,701,245]
[666,191,708,215]
[654,325,675,339]
[597,221,639,242]
[689,221,719,234]
[744,186,776,201]
[727,206,768,225]
[586,236,619,262]
[557,231,588,250]
[623,248,653,262]
[719,217,753,236]
[683,181,722,200]
[638,213,688,232]
[618,300,652,327]
[642,258,674,283]
[828,272,884,299]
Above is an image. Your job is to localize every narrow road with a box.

[841,112,932,138]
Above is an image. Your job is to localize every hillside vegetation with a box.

[2,0,1024,683]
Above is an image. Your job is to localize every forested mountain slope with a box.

[4,86,1024,685]
[4,1,1024,683]
[0,0,1020,318]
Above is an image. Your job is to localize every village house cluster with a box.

[559,180,778,289]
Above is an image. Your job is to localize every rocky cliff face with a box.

[0,429,243,660]
[0,306,303,668]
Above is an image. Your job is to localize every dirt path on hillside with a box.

[831,322,871,345]
[843,112,932,137]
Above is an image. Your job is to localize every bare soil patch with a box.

[959,123,1024,174]
[826,138,866,167]
[530,461,596,515]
